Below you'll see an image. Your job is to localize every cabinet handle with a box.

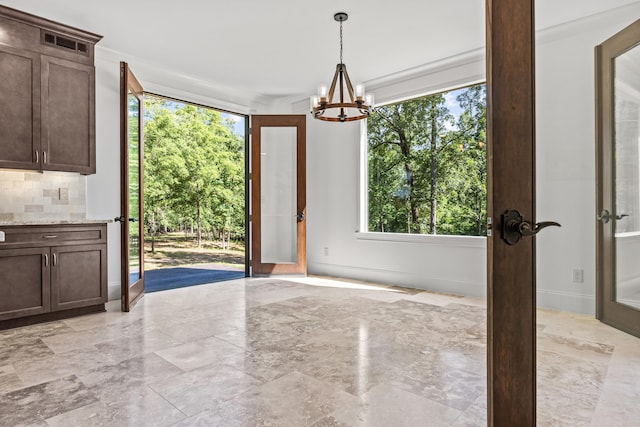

[44,254,48,267]
[43,151,47,164]
[35,151,39,164]
[53,253,57,266]
[43,235,58,239]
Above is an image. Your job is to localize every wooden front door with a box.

[250,115,307,275]
[118,62,145,311]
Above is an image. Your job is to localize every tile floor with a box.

[0,276,639,426]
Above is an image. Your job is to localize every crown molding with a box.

[95,46,264,114]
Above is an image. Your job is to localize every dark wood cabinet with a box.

[41,56,96,174]
[51,243,106,311]
[0,44,40,171]
[0,224,108,328]
[0,247,50,321]
[0,5,101,175]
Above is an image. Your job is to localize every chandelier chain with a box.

[339,19,343,64]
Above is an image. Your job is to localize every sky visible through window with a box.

[144,97,245,138]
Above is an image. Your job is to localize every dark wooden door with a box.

[51,243,107,311]
[251,115,307,275]
[119,62,145,311]
[0,45,40,171]
[486,0,547,425]
[41,55,95,174]
[596,19,640,338]
[0,247,50,321]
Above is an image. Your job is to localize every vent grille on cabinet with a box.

[42,31,90,56]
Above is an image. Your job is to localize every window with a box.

[365,83,486,236]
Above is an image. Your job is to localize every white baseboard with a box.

[536,289,595,315]
[309,262,596,315]
[308,261,486,298]
[107,281,120,301]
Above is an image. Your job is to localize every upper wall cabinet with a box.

[0,6,101,174]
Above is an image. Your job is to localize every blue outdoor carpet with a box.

[144,265,245,293]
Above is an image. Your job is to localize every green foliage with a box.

[367,84,486,236]
[143,98,245,245]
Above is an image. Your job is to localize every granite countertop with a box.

[0,219,113,226]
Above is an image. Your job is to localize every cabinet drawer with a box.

[0,225,106,248]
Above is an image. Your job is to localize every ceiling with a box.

[1,0,638,107]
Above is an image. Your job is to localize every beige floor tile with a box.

[155,336,245,371]
[322,382,461,427]
[0,276,638,426]
[148,362,262,416]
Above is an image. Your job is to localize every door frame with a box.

[250,114,307,275]
[143,92,251,279]
[119,61,145,311]
[486,0,538,424]
[596,18,640,338]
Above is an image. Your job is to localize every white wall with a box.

[294,4,640,314]
[535,4,640,314]
[296,55,488,299]
[86,50,121,300]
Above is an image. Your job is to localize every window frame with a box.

[358,81,487,243]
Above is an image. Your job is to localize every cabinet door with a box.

[41,55,95,174]
[0,45,41,171]
[51,244,106,311]
[0,247,50,321]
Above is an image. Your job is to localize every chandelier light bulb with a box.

[365,93,374,108]
[310,95,319,110]
[318,86,328,101]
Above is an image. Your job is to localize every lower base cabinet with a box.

[0,224,107,328]
[0,247,50,320]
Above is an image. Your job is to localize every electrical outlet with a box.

[323,247,329,256]
[59,187,69,201]
[572,269,584,283]
[0,231,5,242]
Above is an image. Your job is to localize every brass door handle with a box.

[501,209,561,245]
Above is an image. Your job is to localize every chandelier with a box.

[310,12,374,122]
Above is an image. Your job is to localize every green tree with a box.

[367,84,486,236]
[143,98,245,248]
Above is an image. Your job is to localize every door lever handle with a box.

[518,221,561,236]
[597,210,611,223]
[501,209,561,245]
[597,210,628,223]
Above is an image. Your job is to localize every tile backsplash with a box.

[0,170,86,222]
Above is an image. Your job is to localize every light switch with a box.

[0,231,5,242]
[59,188,69,201]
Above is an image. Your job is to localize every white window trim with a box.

[355,230,485,247]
